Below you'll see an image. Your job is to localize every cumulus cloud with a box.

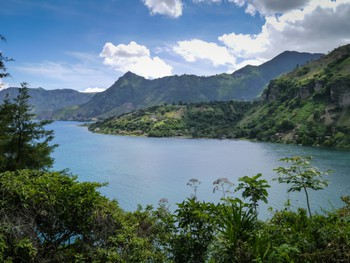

[173,39,236,67]
[218,32,269,59]
[100,41,173,79]
[229,0,311,15]
[143,0,183,18]
[220,0,350,60]
[170,0,350,74]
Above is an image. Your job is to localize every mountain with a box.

[230,50,323,98]
[57,51,322,120]
[238,43,350,148]
[89,44,350,148]
[0,87,95,119]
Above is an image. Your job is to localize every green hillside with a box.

[89,44,350,149]
[61,51,321,120]
[88,101,254,138]
[238,44,350,148]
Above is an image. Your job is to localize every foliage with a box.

[265,206,350,262]
[236,173,270,213]
[169,198,217,263]
[0,169,170,262]
[211,198,258,262]
[239,44,350,149]
[0,84,57,172]
[0,156,348,262]
[0,35,13,80]
[274,156,330,217]
[89,100,255,139]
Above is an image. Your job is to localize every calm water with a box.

[50,121,350,218]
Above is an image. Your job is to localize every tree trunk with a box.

[303,186,312,217]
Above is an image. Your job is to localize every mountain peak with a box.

[122,71,143,79]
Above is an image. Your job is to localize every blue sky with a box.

[1,0,350,92]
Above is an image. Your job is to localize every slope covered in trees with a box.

[88,101,254,138]
[238,44,350,148]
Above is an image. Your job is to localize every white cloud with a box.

[81,87,105,93]
[143,0,183,18]
[219,32,269,59]
[100,41,173,79]
[169,0,350,74]
[234,57,267,70]
[219,0,350,60]
[229,0,311,15]
[193,0,221,4]
[173,39,236,67]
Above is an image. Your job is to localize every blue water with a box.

[50,121,350,218]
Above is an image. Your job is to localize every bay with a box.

[50,121,350,219]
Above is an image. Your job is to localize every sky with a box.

[1,0,350,92]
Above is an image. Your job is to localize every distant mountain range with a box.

[0,88,95,119]
[53,50,322,120]
[0,50,322,120]
[89,44,350,148]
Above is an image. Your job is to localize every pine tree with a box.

[0,85,57,172]
[0,34,12,80]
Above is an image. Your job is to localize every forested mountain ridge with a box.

[239,43,350,148]
[0,87,95,119]
[89,44,350,148]
[56,50,322,120]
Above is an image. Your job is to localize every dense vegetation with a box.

[90,44,350,149]
[1,35,349,262]
[89,101,255,139]
[0,160,349,262]
[54,51,321,120]
[238,44,350,148]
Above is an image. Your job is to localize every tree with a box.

[171,198,216,263]
[236,173,270,213]
[274,156,330,217]
[0,34,12,80]
[0,83,57,172]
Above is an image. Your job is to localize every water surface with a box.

[50,121,350,218]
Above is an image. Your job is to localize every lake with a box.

[50,121,350,219]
